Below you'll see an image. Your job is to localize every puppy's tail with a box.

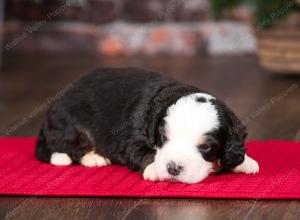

[35,125,51,163]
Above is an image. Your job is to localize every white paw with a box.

[233,154,259,174]
[81,151,111,167]
[50,152,72,166]
[143,162,159,181]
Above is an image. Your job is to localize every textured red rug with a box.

[0,138,299,199]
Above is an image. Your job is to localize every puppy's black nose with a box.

[167,161,183,176]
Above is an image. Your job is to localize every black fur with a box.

[210,99,247,170]
[196,97,207,103]
[36,67,247,173]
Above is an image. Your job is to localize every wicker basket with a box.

[256,12,300,74]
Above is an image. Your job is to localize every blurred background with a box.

[0,0,299,140]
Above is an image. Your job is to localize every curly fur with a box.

[36,67,254,183]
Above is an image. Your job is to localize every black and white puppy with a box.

[36,67,259,184]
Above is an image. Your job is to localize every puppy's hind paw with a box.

[143,162,159,181]
[233,154,259,174]
[50,153,72,166]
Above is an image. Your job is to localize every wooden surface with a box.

[0,54,300,220]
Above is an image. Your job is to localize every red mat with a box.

[0,138,299,199]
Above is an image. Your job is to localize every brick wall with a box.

[3,0,256,55]
[5,0,213,22]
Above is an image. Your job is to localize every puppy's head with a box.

[154,93,246,184]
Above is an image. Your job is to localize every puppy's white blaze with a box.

[233,154,259,174]
[154,93,219,183]
[81,151,111,167]
[50,152,72,166]
[165,93,219,139]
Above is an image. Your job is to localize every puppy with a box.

[36,67,259,184]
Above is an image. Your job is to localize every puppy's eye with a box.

[198,144,211,152]
[161,134,167,144]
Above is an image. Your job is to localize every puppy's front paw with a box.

[233,154,259,174]
[143,162,159,181]
[81,151,111,167]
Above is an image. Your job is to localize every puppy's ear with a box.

[221,115,247,170]
[211,98,247,170]
[221,135,246,170]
